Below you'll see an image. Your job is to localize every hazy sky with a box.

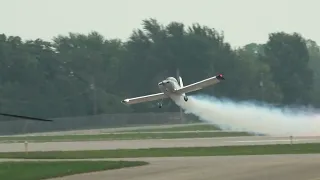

[1,0,319,47]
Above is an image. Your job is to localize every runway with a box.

[2,135,320,180]
[0,135,320,152]
[47,155,320,180]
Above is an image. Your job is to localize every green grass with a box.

[120,124,220,132]
[0,161,148,180]
[0,131,249,142]
[1,143,320,159]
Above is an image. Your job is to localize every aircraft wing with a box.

[121,92,168,105]
[174,74,225,94]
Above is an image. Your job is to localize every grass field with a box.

[1,143,320,159]
[0,131,250,143]
[0,161,148,180]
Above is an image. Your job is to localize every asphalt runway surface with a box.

[0,135,320,152]
[47,155,320,180]
[1,116,320,180]
[1,123,207,137]
[2,127,320,180]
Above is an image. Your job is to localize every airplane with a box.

[121,73,225,108]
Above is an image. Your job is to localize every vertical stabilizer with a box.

[176,68,183,88]
[178,76,184,88]
[176,68,186,123]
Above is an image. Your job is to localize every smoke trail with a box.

[172,94,320,136]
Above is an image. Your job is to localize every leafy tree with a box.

[261,32,313,105]
[306,39,320,107]
[234,47,283,103]
[0,19,319,119]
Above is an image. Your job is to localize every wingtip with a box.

[121,99,129,104]
[216,74,225,80]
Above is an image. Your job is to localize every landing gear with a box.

[158,98,164,108]
[184,96,188,102]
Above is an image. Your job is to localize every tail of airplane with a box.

[178,75,188,101]
[176,69,187,101]
[178,76,184,88]
[176,68,183,88]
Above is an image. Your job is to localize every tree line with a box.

[0,18,319,118]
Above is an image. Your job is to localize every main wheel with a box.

[184,96,188,102]
[158,102,162,108]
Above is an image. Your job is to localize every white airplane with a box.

[121,74,225,108]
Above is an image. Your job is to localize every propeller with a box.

[0,113,53,122]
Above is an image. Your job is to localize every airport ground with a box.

[1,123,320,180]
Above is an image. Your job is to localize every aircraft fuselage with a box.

[157,77,188,104]
[158,77,180,94]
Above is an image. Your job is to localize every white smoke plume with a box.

[172,94,320,136]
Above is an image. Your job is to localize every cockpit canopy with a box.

[166,77,178,84]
